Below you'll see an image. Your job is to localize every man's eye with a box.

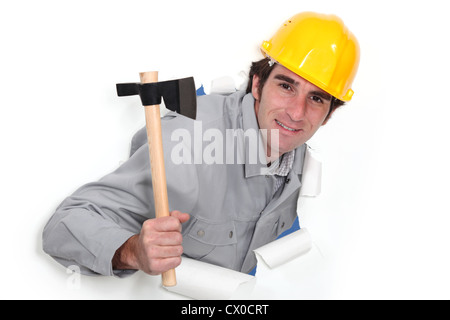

[280,83,292,91]
[311,96,323,104]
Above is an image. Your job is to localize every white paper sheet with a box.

[164,229,312,299]
[164,257,256,300]
[254,228,312,269]
[300,147,322,197]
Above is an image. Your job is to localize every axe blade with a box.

[177,77,197,120]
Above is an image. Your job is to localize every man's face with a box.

[252,64,333,159]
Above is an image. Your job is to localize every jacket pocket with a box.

[182,217,238,270]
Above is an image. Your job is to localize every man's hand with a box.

[112,210,190,275]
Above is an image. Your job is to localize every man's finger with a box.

[148,216,182,232]
[149,231,183,246]
[170,211,190,224]
[149,245,184,259]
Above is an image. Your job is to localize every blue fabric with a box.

[196,85,206,96]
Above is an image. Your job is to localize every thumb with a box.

[170,210,190,224]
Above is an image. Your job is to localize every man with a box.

[43,12,360,277]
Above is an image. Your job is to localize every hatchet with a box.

[116,72,197,286]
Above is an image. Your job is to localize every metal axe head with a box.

[116,77,197,120]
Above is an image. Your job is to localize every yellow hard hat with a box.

[261,12,360,101]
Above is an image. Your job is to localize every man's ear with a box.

[251,74,261,101]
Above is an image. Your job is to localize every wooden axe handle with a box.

[140,71,176,287]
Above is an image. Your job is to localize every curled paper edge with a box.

[163,257,256,300]
[253,228,312,269]
[300,147,322,197]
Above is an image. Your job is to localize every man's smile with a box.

[275,119,301,132]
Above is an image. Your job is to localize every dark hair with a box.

[245,58,345,122]
[246,58,275,96]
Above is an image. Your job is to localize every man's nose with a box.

[285,96,306,121]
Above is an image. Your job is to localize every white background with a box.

[1,0,450,299]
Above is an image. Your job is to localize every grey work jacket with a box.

[42,91,307,276]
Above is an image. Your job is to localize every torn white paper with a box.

[164,229,312,299]
[210,76,236,94]
[300,147,322,197]
[164,257,256,300]
[254,228,312,269]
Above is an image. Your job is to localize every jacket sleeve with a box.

[42,113,200,277]
[42,143,155,277]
